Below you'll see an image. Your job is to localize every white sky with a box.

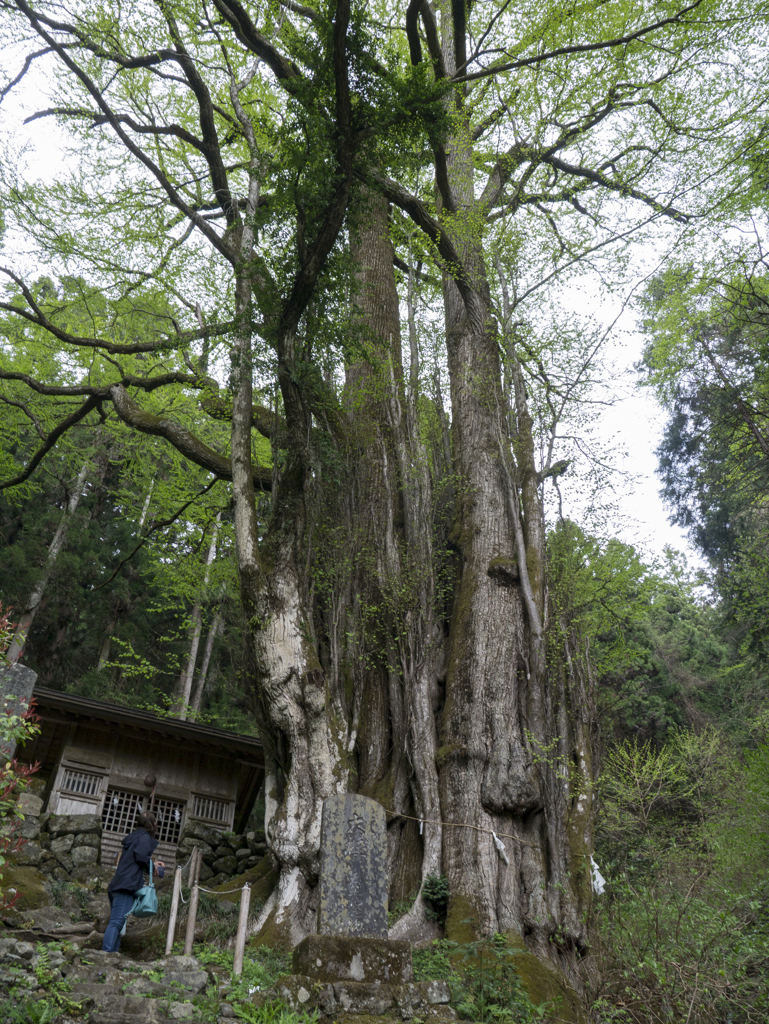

[587,367,694,563]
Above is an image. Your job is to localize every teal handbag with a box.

[131,858,158,918]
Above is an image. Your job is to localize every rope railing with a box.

[164,806,572,974]
[385,808,541,851]
[164,843,253,975]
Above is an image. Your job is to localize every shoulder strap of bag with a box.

[149,858,154,886]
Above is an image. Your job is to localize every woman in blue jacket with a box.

[102,811,165,952]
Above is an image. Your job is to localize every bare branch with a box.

[0,369,203,396]
[0,393,47,438]
[542,153,690,223]
[0,45,56,101]
[0,267,239,353]
[24,106,213,157]
[0,395,101,491]
[455,0,709,84]
[91,475,224,591]
[210,0,301,81]
[278,0,321,23]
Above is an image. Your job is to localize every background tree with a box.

[639,259,769,664]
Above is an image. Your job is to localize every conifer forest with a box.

[1,1,769,1020]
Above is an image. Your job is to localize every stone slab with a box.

[318,794,388,938]
[0,664,37,757]
[271,975,453,1017]
[47,812,102,837]
[11,840,41,866]
[18,792,43,816]
[72,844,99,866]
[293,933,412,983]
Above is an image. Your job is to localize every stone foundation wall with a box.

[12,811,103,883]
[176,820,268,887]
[10,813,270,889]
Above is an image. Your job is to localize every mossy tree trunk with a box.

[343,187,445,942]
[355,5,599,977]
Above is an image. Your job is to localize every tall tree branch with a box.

[277,0,354,342]
[13,0,238,263]
[541,153,690,223]
[0,268,238,353]
[154,0,240,229]
[0,395,101,490]
[210,0,301,81]
[455,0,709,83]
[109,384,272,488]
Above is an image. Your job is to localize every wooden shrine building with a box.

[15,684,265,868]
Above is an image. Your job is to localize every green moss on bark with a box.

[252,910,294,950]
[213,855,278,906]
[502,933,586,1024]
[444,893,480,943]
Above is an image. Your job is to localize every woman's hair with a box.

[136,810,158,837]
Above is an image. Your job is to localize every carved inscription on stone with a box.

[318,794,388,938]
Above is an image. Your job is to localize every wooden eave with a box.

[29,686,264,766]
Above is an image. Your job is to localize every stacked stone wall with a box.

[13,812,103,883]
[176,821,268,886]
[11,814,270,889]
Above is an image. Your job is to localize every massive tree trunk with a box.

[423,8,595,976]
[344,187,445,941]
[241,166,595,979]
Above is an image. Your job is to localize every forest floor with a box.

[0,873,558,1024]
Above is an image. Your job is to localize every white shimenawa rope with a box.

[491,831,510,866]
[196,883,249,896]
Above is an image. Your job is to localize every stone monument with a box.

[272,793,454,1019]
[317,793,389,938]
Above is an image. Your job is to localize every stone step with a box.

[70,987,172,1018]
[270,974,455,1018]
[82,998,208,1022]
[86,1015,208,1024]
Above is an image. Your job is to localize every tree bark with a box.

[6,462,89,665]
[345,187,445,941]
[188,602,223,714]
[229,165,349,946]
[422,5,595,977]
[173,514,220,719]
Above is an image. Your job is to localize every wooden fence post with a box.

[232,884,251,978]
[165,864,182,955]
[184,882,200,956]
[188,846,200,887]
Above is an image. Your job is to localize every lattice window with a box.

[101,788,186,846]
[191,794,230,824]
[152,796,184,845]
[102,788,143,835]
[61,767,102,797]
